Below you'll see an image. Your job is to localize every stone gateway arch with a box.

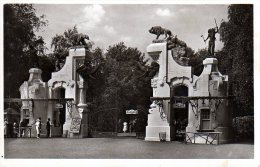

[19,29,233,143]
[145,41,233,144]
[20,48,90,138]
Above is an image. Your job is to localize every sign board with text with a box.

[55,103,63,109]
[173,102,186,108]
[69,118,82,133]
[126,109,138,114]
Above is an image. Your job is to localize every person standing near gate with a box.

[35,119,41,138]
[123,122,128,133]
[46,118,51,138]
[39,117,42,133]
[4,118,8,138]
[13,120,18,138]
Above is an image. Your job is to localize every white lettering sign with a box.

[173,103,186,108]
[126,109,138,114]
[55,103,63,108]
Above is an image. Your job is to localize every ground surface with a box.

[4,137,254,159]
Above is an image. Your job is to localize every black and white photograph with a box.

[1,0,259,167]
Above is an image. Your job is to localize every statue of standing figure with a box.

[204,19,219,56]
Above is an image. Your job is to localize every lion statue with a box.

[149,26,172,39]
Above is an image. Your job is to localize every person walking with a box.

[123,122,128,133]
[19,119,26,137]
[35,119,41,138]
[38,117,42,134]
[4,118,8,138]
[13,120,18,138]
[46,118,51,138]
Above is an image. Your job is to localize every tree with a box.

[188,48,207,76]
[51,26,78,61]
[219,5,253,115]
[88,42,152,132]
[4,4,47,97]
[51,26,94,66]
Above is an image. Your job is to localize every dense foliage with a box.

[189,5,253,116]
[50,26,153,132]
[219,4,253,115]
[4,4,51,97]
[189,48,207,76]
[88,43,152,132]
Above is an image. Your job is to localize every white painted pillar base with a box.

[145,126,171,141]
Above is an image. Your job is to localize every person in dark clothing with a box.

[19,119,27,137]
[4,118,8,138]
[46,118,51,138]
[13,120,18,138]
[38,117,42,133]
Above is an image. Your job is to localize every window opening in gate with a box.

[54,88,66,130]
[200,109,211,131]
[172,85,188,141]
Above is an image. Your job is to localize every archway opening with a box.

[53,87,66,134]
[171,85,188,141]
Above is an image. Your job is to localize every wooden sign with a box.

[126,109,138,114]
[173,102,186,108]
[69,118,82,133]
[55,103,63,109]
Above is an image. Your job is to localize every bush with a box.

[233,116,254,139]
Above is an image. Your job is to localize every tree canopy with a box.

[51,27,152,132]
[88,42,152,132]
[4,4,49,97]
[188,5,253,116]
[219,4,253,115]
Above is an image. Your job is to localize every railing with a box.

[185,131,221,145]
[19,126,32,138]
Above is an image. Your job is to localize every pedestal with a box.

[145,101,171,141]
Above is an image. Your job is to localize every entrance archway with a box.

[171,85,188,141]
[53,87,66,134]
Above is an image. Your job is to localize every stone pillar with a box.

[77,80,88,138]
[145,43,171,141]
[145,100,171,141]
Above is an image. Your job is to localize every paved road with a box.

[4,138,254,159]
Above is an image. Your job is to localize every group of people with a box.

[34,117,51,138]
[4,118,19,138]
[4,117,51,139]
[120,118,137,133]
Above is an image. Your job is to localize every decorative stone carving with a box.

[52,81,66,89]
[167,35,189,66]
[151,78,158,88]
[67,80,75,88]
[158,76,166,87]
[77,80,87,89]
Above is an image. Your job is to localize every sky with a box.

[34,4,229,55]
